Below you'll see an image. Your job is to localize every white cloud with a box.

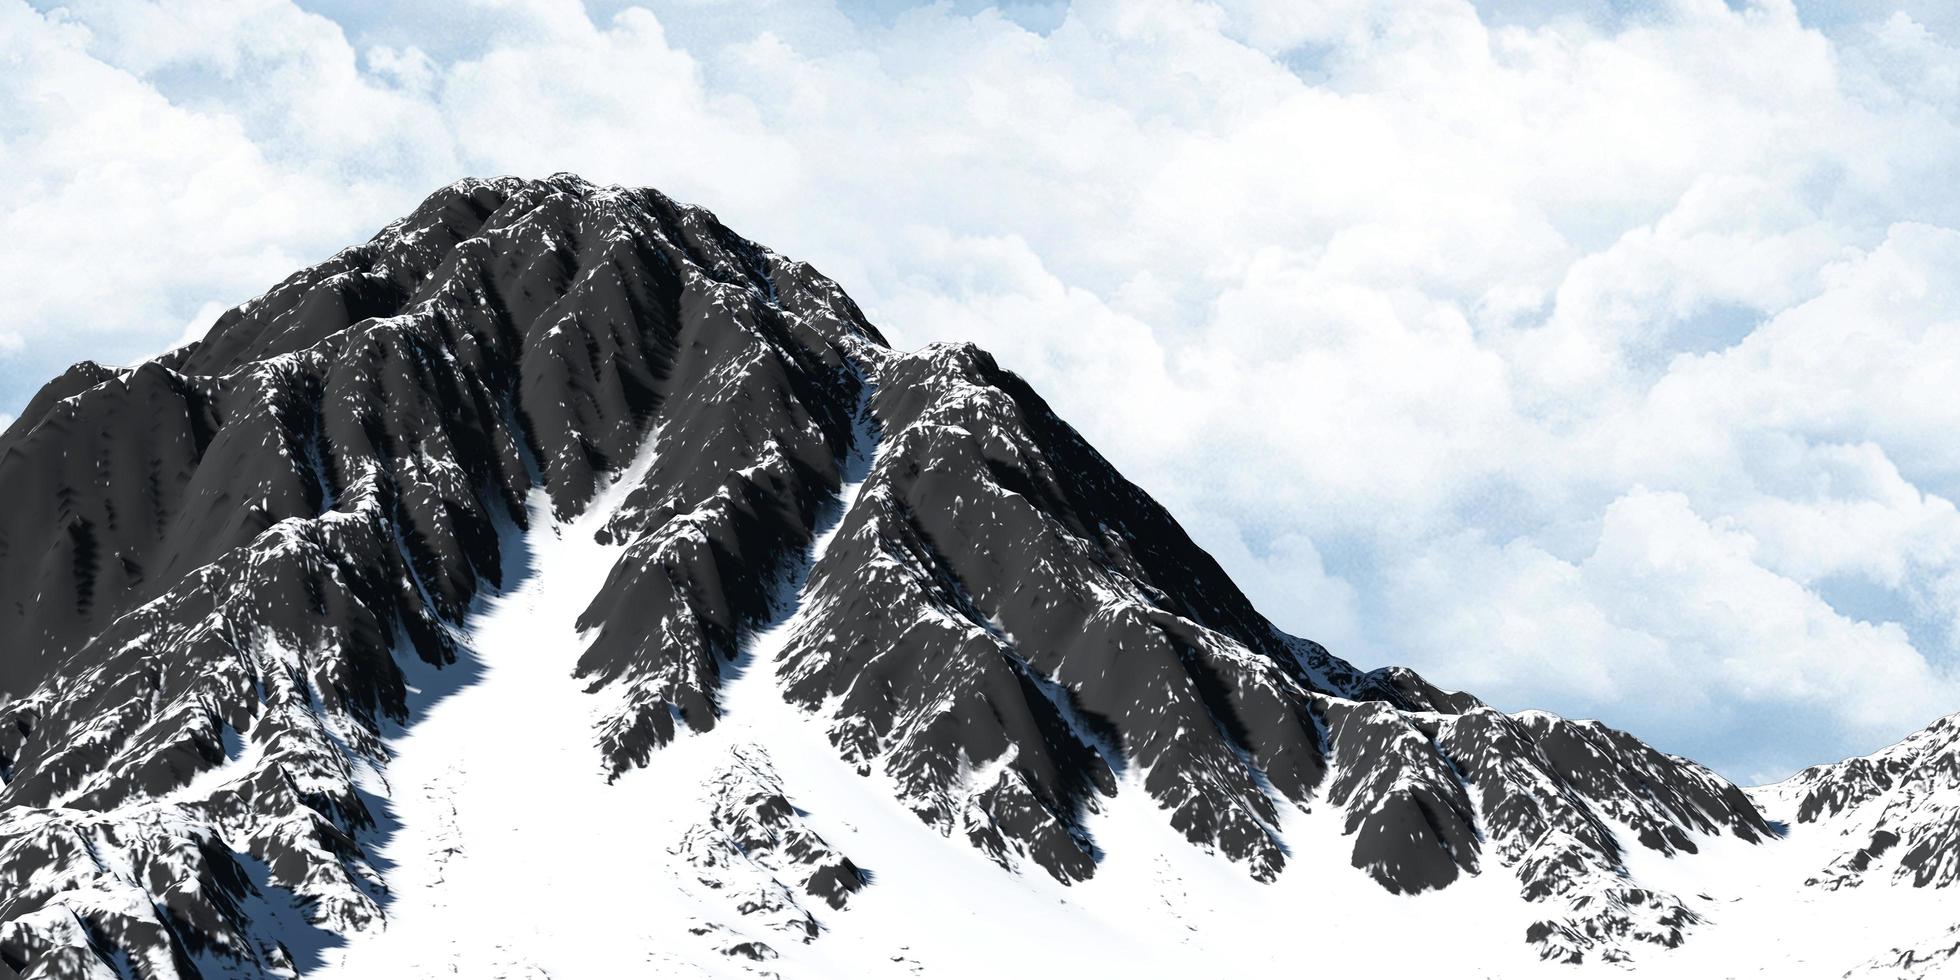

[170,300,233,356]
[3,0,1958,779]
[0,0,428,387]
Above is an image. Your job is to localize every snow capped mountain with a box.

[0,175,1954,979]
[1783,712,1960,891]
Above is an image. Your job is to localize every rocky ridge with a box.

[0,175,1949,979]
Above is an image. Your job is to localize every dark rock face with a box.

[1433,708,1768,962]
[0,175,1819,977]
[776,342,1325,885]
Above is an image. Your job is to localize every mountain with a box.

[0,174,1953,979]
[1773,713,1960,978]
[1782,712,1960,891]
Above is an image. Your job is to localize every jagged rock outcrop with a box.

[673,744,866,942]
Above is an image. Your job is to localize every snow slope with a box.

[310,421,1567,980]
[1604,790,1958,978]
[314,449,1958,978]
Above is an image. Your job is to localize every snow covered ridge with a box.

[1780,712,1960,890]
[0,175,1953,978]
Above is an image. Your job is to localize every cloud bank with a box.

[4,0,1958,781]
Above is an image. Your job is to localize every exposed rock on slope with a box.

[674,743,868,941]
[1781,712,1960,891]
[1,175,879,978]
[0,175,1936,979]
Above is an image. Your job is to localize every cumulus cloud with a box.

[0,0,437,399]
[2,0,1957,780]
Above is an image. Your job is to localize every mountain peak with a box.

[0,177,1953,978]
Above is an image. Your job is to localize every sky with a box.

[4,0,1959,783]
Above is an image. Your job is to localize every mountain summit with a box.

[0,175,1952,978]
